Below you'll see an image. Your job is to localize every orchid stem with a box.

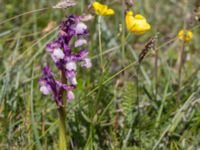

[58,106,68,150]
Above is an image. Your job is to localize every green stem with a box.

[154,44,158,101]
[58,106,68,150]
[136,64,141,148]
[176,41,185,102]
[98,16,103,72]
[177,0,187,102]
[121,0,126,66]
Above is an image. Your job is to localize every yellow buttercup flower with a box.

[178,29,193,42]
[92,2,115,16]
[125,11,151,35]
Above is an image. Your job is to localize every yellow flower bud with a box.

[125,10,151,35]
[178,29,193,42]
[92,2,115,16]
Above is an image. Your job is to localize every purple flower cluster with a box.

[39,15,92,107]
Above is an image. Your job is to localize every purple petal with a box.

[46,41,61,52]
[43,66,54,77]
[62,84,75,91]
[63,43,71,55]
[72,49,88,61]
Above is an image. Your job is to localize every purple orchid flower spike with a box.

[39,15,92,107]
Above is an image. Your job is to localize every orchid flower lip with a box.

[75,22,87,35]
[75,39,87,47]
[66,61,77,71]
[53,48,65,59]
[40,85,51,95]
[81,58,92,68]
[69,77,77,85]
[67,90,75,101]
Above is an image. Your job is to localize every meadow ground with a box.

[0,0,200,149]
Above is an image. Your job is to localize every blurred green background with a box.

[0,0,200,149]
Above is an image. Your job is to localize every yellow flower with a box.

[92,2,115,16]
[125,11,151,35]
[178,29,193,42]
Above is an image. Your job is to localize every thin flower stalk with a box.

[92,2,115,72]
[98,16,104,71]
[121,0,126,66]
[177,29,193,102]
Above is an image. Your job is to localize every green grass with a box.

[1,0,200,149]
